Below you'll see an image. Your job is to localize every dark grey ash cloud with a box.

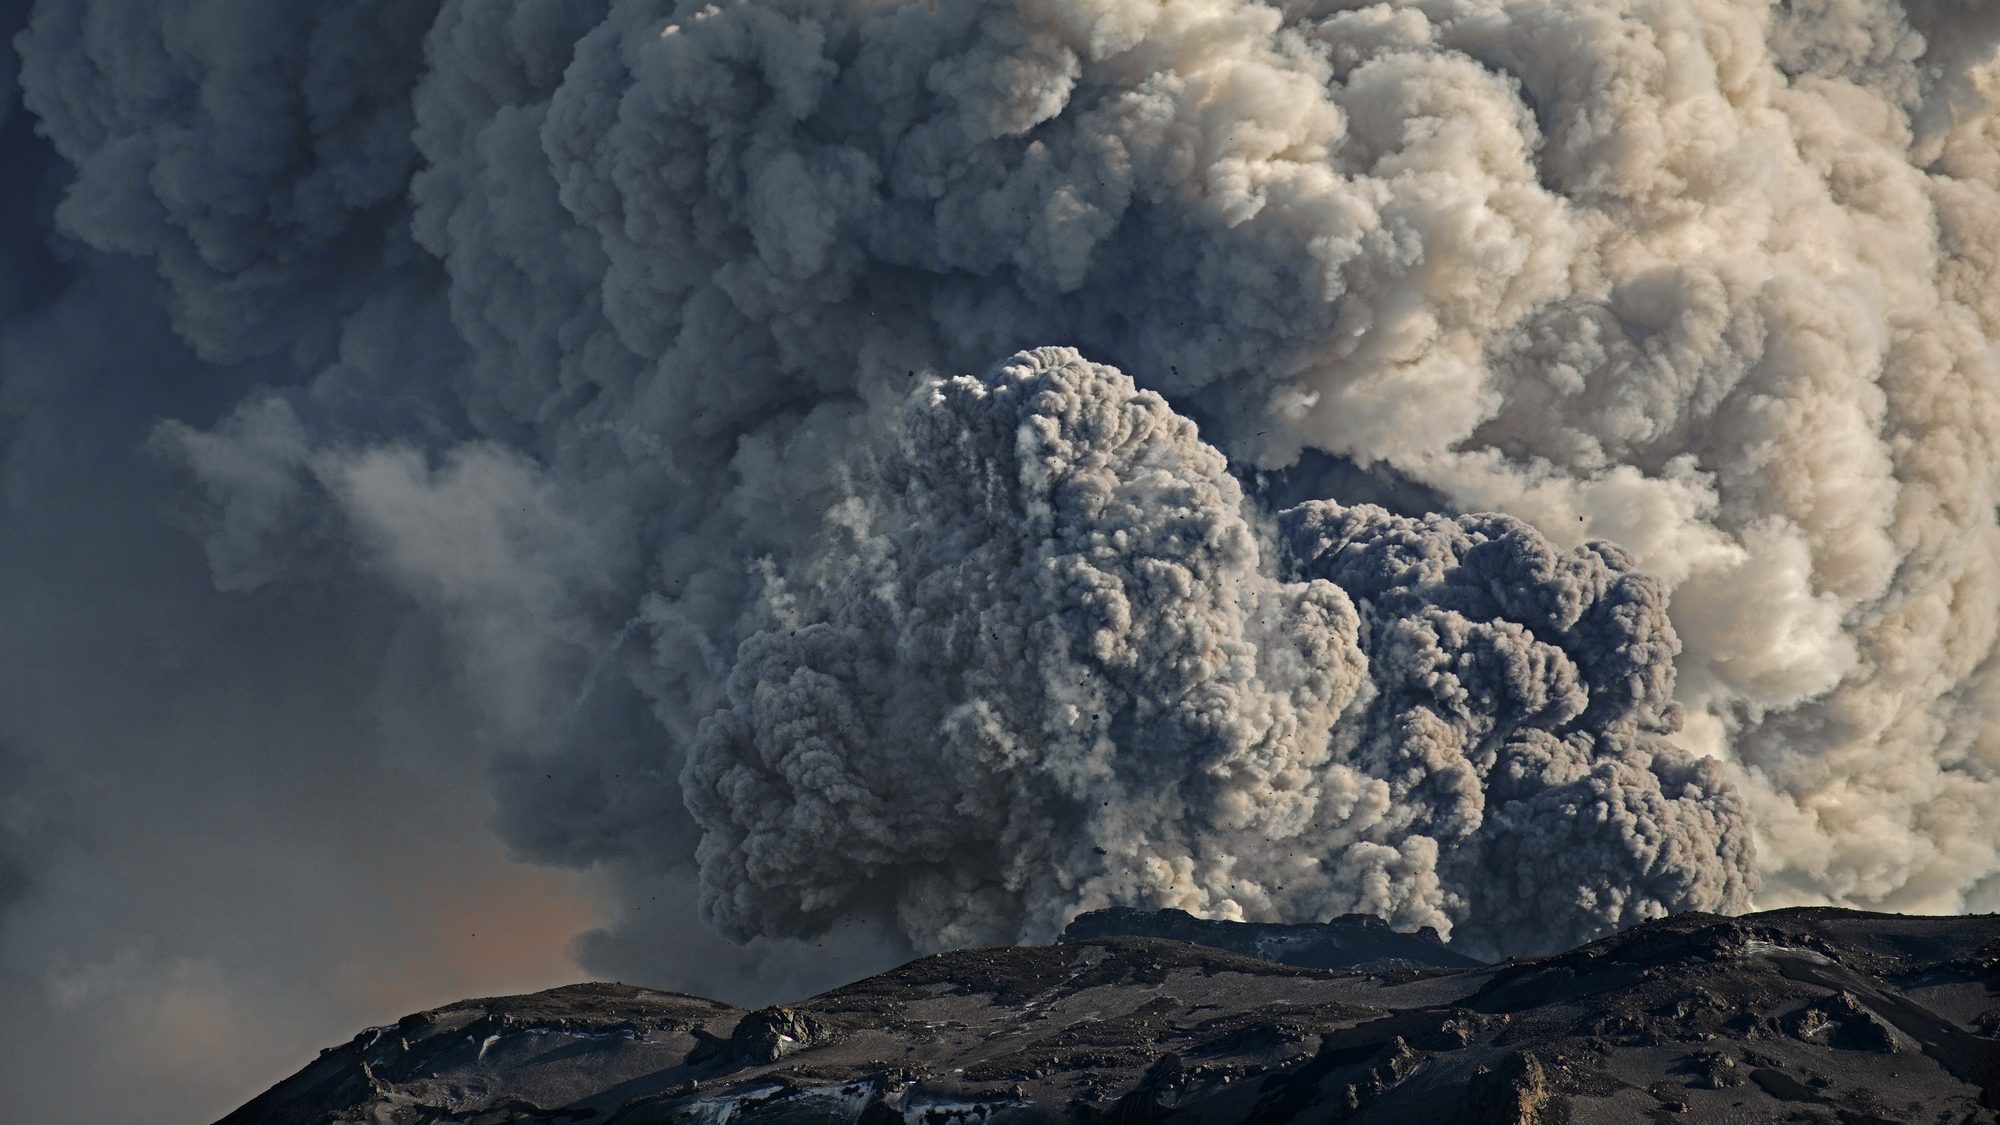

[687,348,1750,959]
[2,0,1999,1119]
[1279,502,1753,955]
[687,347,1374,949]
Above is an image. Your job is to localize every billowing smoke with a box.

[688,347,1749,957]
[686,347,1374,949]
[1279,500,1752,953]
[4,0,2000,1115]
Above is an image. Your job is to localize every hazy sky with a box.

[5,2,2000,1121]
[0,15,614,1121]
[0,131,607,1125]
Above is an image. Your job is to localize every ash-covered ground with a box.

[223,909,2000,1124]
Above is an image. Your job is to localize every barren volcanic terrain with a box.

[223,909,2000,1123]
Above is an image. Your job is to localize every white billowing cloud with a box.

[4,0,1998,1058]
[161,394,635,739]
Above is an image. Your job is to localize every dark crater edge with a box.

[220,908,2000,1124]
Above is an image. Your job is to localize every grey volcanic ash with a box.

[4,2,2000,1117]
[687,347,1750,959]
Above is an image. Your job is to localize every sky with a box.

[3,1,2000,1121]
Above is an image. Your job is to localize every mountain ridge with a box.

[221,908,2000,1124]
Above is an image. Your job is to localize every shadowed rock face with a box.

[1058,908,1487,972]
[222,910,2000,1124]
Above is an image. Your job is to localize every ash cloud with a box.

[1279,501,1752,954]
[688,348,1750,957]
[688,348,1375,949]
[3,0,1999,1117]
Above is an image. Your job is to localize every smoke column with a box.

[3,0,1999,1117]
[687,346,1751,957]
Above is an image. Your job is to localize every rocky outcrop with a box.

[1059,907,1485,971]
[221,909,2000,1124]
[688,1005,841,1068]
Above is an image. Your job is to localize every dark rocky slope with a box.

[1058,907,1485,972]
[222,909,2000,1124]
